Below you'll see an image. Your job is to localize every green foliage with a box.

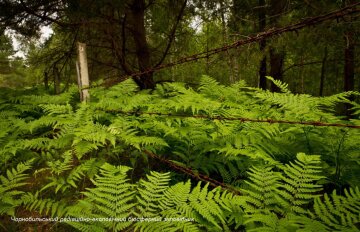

[312,187,360,231]
[0,159,33,217]
[0,77,359,231]
[65,163,234,232]
[241,153,359,232]
[277,153,324,215]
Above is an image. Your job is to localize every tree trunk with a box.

[127,0,155,89]
[319,47,327,96]
[53,67,61,95]
[344,35,355,92]
[269,48,285,92]
[220,0,235,84]
[343,0,356,117]
[44,71,49,90]
[269,0,286,92]
[258,0,267,90]
[206,25,209,75]
[343,31,355,115]
[77,42,90,102]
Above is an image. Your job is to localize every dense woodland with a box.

[0,0,360,231]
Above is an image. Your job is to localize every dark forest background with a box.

[0,0,359,97]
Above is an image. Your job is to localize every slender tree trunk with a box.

[343,0,356,116]
[319,47,328,96]
[270,48,285,92]
[206,25,209,75]
[300,56,304,93]
[220,1,235,84]
[344,34,355,92]
[258,0,267,90]
[269,0,286,92]
[343,31,355,115]
[127,0,155,89]
[53,67,61,95]
[44,71,49,90]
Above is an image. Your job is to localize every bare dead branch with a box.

[154,0,187,68]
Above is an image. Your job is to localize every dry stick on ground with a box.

[105,110,360,129]
[142,150,242,195]
[94,3,360,88]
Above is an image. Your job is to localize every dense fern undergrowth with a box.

[0,76,359,231]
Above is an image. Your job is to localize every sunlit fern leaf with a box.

[135,171,171,218]
[72,140,99,159]
[241,166,280,213]
[66,163,135,231]
[265,76,291,94]
[40,103,73,115]
[244,213,310,232]
[320,91,359,108]
[276,153,324,215]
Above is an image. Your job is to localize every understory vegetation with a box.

[0,76,359,231]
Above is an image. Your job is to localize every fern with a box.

[241,153,329,231]
[311,187,360,231]
[22,192,68,217]
[276,153,324,215]
[242,166,280,213]
[65,163,235,232]
[135,171,171,218]
[265,76,291,94]
[0,159,33,216]
[0,77,359,231]
[66,163,136,231]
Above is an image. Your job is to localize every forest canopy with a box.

[0,0,359,231]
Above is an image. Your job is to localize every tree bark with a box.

[77,42,90,102]
[269,0,286,92]
[127,0,155,89]
[269,48,285,92]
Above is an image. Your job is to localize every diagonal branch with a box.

[143,150,241,195]
[154,0,187,68]
[104,109,360,129]
[100,2,360,87]
[18,0,68,27]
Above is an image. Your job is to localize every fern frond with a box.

[312,187,360,231]
[266,76,291,94]
[277,153,324,215]
[135,171,171,217]
[21,192,68,217]
[66,163,135,231]
[241,166,280,214]
[0,159,33,216]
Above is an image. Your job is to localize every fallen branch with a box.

[105,110,360,129]
[143,149,242,195]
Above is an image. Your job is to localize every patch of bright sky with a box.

[6,25,53,59]
[190,15,203,33]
